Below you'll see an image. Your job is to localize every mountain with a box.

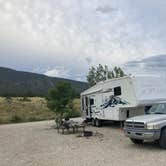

[124,55,166,75]
[0,67,88,96]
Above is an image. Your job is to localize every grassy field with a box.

[0,97,81,124]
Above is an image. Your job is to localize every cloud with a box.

[0,0,166,80]
[124,55,166,76]
[85,57,93,65]
[44,67,70,78]
[96,6,117,14]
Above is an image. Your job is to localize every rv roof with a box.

[81,76,131,96]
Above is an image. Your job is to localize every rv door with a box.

[89,97,95,116]
[84,96,94,119]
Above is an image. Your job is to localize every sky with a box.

[0,0,166,81]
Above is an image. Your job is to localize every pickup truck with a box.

[124,103,166,149]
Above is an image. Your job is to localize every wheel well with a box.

[85,118,92,122]
[161,126,166,132]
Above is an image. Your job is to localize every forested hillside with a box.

[0,67,88,96]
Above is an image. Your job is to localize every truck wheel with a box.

[130,138,143,144]
[120,121,124,128]
[92,118,96,126]
[159,128,166,149]
[95,118,101,127]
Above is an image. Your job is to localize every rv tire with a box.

[95,118,101,127]
[92,118,96,126]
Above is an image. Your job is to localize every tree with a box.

[87,64,126,86]
[46,82,76,125]
[112,66,125,78]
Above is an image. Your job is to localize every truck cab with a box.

[124,103,166,149]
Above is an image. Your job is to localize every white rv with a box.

[81,76,166,126]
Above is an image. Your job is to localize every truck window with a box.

[114,86,121,96]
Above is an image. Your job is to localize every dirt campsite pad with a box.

[0,120,166,166]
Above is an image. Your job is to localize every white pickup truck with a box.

[124,103,166,149]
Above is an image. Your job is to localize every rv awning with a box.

[81,88,102,95]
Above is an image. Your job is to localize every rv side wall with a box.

[81,76,147,122]
[129,107,145,117]
[119,107,145,120]
[132,76,166,105]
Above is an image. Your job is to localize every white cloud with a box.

[0,0,166,80]
[124,55,166,76]
[44,67,70,78]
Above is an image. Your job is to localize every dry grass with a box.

[0,97,55,124]
[0,97,81,124]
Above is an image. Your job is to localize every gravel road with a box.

[0,120,166,166]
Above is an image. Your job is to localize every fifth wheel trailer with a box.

[81,76,166,126]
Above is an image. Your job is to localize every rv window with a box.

[90,98,94,105]
[114,86,121,96]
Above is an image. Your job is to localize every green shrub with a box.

[19,97,31,102]
[5,96,12,103]
[28,117,40,122]
[10,115,23,123]
[0,118,3,124]
[63,109,81,119]
[5,96,12,100]
[47,82,76,122]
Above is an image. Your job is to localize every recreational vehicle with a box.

[81,76,166,127]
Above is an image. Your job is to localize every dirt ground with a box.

[0,120,166,166]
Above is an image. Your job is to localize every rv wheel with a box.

[95,118,101,127]
[92,118,96,126]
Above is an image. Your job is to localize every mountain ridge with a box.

[0,67,88,96]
